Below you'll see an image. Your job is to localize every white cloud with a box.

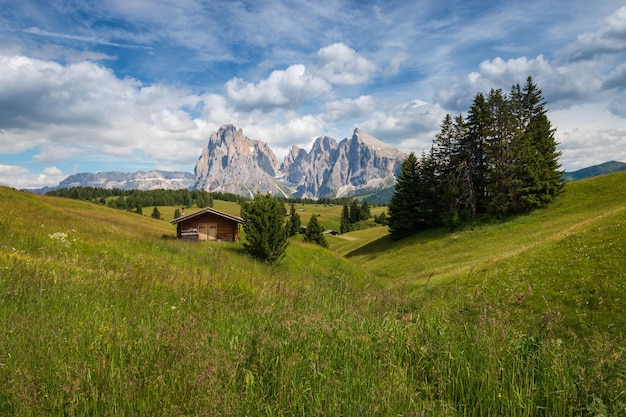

[572,6,626,60]
[316,43,378,85]
[0,54,208,170]
[359,99,446,153]
[225,64,331,110]
[0,164,66,189]
[435,55,605,111]
[323,95,378,123]
[551,104,626,170]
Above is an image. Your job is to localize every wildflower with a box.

[48,232,69,246]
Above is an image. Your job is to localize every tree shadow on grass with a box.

[345,227,450,259]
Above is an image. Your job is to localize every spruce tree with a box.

[360,201,371,220]
[507,77,563,213]
[303,214,327,247]
[340,204,351,234]
[464,92,491,215]
[151,206,161,219]
[485,88,516,217]
[288,203,301,236]
[388,152,421,239]
[349,200,361,224]
[240,193,289,264]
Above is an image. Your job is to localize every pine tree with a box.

[240,193,289,264]
[303,213,327,248]
[485,88,516,217]
[360,201,371,220]
[388,152,422,239]
[349,200,361,224]
[464,92,491,215]
[151,206,161,219]
[340,204,351,234]
[509,77,563,212]
[288,203,301,236]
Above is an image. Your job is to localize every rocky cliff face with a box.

[281,128,406,198]
[193,124,286,198]
[195,124,406,199]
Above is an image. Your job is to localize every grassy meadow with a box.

[1,172,625,415]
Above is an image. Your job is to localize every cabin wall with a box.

[176,213,240,242]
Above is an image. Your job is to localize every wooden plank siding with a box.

[170,207,243,242]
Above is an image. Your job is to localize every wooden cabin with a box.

[170,207,244,242]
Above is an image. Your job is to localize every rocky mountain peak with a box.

[193,124,406,199]
[194,124,284,197]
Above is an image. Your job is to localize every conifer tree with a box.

[464,92,491,214]
[288,203,301,236]
[303,214,327,247]
[340,204,351,234]
[349,200,361,224]
[388,152,421,239]
[360,201,371,220]
[240,193,289,264]
[151,206,161,219]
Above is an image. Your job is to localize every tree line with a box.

[389,77,563,239]
[46,187,245,210]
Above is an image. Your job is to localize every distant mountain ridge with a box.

[31,170,195,194]
[563,161,626,182]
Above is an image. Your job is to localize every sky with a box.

[1,0,626,189]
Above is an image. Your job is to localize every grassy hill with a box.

[1,172,625,415]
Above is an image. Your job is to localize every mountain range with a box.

[193,124,406,198]
[33,125,406,199]
[29,124,625,200]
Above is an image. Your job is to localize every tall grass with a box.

[1,175,625,415]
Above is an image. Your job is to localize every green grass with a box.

[1,173,625,415]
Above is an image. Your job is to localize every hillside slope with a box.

[1,173,625,415]
[337,171,626,333]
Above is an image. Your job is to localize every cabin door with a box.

[197,224,208,241]
[208,223,218,241]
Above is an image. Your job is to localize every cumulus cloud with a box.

[225,64,331,110]
[572,6,626,60]
[0,54,208,171]
[323,95,378,124]
[434,55,604,111]
[316,43,378,85]
[359,99,446,152]
[0,164,66,189]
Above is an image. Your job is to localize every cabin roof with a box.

[170,207,244,225]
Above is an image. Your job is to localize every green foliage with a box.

[240,193,289,264]
[287,203,301,236]
[388,152,438,239]
[389,77,563,239]
[303,213,327,247]
[151,206,161,219]
[340,200,374,234]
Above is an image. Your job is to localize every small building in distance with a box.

[170,207,244,242]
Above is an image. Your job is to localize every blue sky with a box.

[1,0,626,189]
